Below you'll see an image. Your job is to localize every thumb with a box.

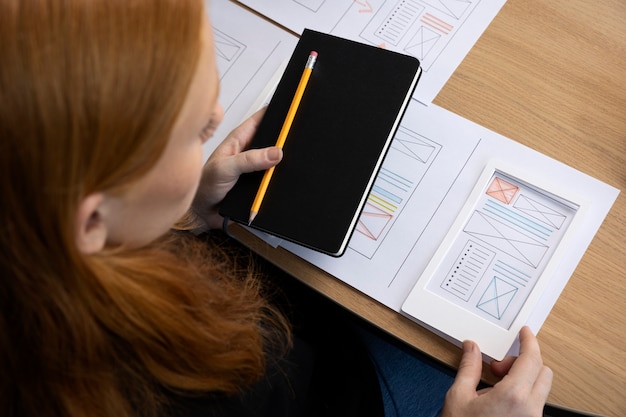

[442,341,484,417]
[230,146,283,176]
[452,341,483,394]
[207,146,282,186]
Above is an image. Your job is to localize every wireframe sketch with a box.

[294,0,325,12]
[406,26,441,60]
[465,211,549,268]
[205,0,299,161]
[441,241,495,301]
[238,0,505,103]
[426,170,579,329]
[357,195,395,241]
[487,176,519,205]
[420,13,453,35]
[213,29,246,76]
[421,0,473,19]
[476,276,518,320]
[239,0,506,104]
[359,0,482,71]
[356,168,411,243]
[352,126,441,258]
[368,0,425,47]
[493,259,531,288]
[514,194,567,230]
[483,199,553,241]
[391,126,438,162]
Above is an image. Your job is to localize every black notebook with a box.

[219,29,422,256]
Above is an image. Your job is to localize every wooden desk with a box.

[231,0,626,415]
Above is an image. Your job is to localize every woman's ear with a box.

[75,193,107,254]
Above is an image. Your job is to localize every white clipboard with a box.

[402,159,590,360]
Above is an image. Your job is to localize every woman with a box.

[0,1,552,416]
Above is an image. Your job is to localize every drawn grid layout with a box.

[428,173,578,329]
[211,24,282,117]
[214,29,246,77]
[294,0,325,12]
[351,127,442,259]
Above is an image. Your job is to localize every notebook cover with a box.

[219,29,421,256]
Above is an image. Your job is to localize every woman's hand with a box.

[191,108,283,230]
[441,326,553,417]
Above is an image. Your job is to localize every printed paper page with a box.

[204,0,298,161]
[205,1,619,354]
[236,0,507,104]
[280,103,619,348]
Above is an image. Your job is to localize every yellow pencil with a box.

[249,51,318,224]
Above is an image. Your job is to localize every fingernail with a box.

[267,147,282,162]
[463,341,474,353]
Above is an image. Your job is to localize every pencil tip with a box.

[248,211,257,225]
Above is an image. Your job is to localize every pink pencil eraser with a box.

[310,51,318,57]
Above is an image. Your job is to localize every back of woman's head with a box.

[0,0,203,277]
[0,1,284,416]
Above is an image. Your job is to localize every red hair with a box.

[0,1,290,416]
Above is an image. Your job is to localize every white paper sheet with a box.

[205,1,619,357]
[401,160,593,359]
[204,0,298,161]
[236,0,507,104]
[279,102,619,355]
